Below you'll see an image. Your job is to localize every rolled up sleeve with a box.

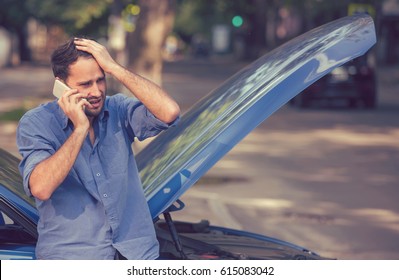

[17,114,55,197]
[115,94,179,141]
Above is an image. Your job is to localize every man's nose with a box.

[91,83,102,96]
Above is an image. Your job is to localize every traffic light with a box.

[232,15,243,28]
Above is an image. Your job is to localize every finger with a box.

[74,39,92,51]
[71,96,89,106]
[61,90,79,102]
[78,99,91,110]
[74,43,88,51]
[74,38,98,50]
[63,88,78,97]
[58,91,81,107]
[67,92,87,100]
[75,39,106,54]
[74,38,90,44]
[74,37,93,43]
[57,91,71,105]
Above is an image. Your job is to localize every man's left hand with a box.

[74,38,118,74]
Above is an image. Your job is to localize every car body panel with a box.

[154,220,326,259]
[0,184,38,223]
[0,247,36,260]
[136,14,376,219]
[0,184,38,259]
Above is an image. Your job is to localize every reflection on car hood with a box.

[136,14,376,220]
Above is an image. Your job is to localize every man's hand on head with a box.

[74,37,180,124]
[74,38,119,75]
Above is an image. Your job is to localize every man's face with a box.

[66,56,106,118]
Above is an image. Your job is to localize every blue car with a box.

[0,14,376,260]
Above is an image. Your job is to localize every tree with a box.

[126,0,176,86]
[0,0,113,63]
[26,0,111,36]
[0,0,32,62]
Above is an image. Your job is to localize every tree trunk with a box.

[16,24,31,63]
[126,0,176,86]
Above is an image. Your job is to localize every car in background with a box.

[290,50,377,108]
[0,14,376,260]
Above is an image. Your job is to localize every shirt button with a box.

[103,194,108,198]
[96,173,101,177]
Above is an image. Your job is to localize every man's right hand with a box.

[58,89,91,131]
[29,89,91,201]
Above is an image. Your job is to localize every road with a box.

[162,58,399,260]
[0,57,398,260]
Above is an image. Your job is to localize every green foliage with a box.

[171,0,251,39]
[0,0,31,30]
[0,0,116,35]
[174,0,382,38]
[0,107,28,121]
[284,0,381,21]
[26,0,112,35]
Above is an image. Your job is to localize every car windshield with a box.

[0,149,35,207]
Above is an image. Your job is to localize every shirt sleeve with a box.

[16,114,55,197]
[117,94,180,141]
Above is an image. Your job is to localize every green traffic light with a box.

[232,15,243,27]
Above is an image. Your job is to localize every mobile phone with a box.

[52,79,71,98]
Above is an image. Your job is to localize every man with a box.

[16,38,180,259]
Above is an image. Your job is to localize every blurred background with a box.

[0,0,398,79]
[1,0,399,260]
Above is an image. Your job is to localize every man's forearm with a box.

[28,127,88,200]
[110,64,180,123]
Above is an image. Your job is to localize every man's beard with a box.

[84,95,104,118]
[84,108,100,118]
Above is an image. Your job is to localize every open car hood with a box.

[136,14,376,220]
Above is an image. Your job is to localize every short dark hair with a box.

[51,37,93,81]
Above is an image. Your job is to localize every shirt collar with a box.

[99,97,110,122]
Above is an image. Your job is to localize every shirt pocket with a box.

[100,130,129,176]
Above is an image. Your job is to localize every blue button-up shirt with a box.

[17,94,176,259]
